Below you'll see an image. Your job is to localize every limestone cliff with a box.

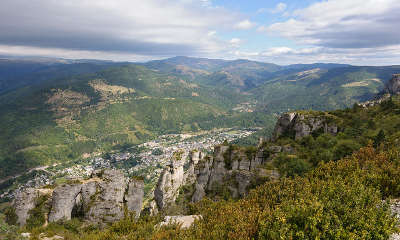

[154,151,188,210]
[273,111,338,140]
[13,169,144,226]
[151,144,277,212]
[191,145,274,202]
[385,74,400,95]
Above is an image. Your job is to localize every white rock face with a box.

[13,188,38,226]
[14,169,144,225]
[390,199,400,240]
[273,112,338,140]
[191,144,271,202]
[154,151,188,210]
[48,184,82,222]
[159,215,202,229]
[385,74,400,95]
[85,169,128,224]
[184,151,202,184]
[125,179,144,218]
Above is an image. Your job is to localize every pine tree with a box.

[374,129,385,148]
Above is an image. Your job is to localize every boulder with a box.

[158,215,202,229]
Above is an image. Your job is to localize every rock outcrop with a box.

[13,169,144,226]
[191,145,274,202]
[390,199,400,240]
[151,144,277,209]
[84,170,128,224]
[154,110,340,209]
[125,179,144,218]
[13,188,39,226]
[154,151,188,210]
[385,74,400,95]
[273,112,338,140]
[48,184,82,222]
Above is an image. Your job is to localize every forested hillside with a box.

[4,91,400,240]
[0,63,273,179]
[1,56,400,181]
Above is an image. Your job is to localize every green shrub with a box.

[25,195,50,230]
[4,207,17,226]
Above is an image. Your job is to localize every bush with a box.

[333,139,361,160]
[25,195,50,230]
[274,155,312,177]
[4,207,17,226]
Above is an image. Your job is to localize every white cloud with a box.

[207,31,217,37]
[272,3,287,13]
[231,45,400,66]
[250,0,400,65]
[199,0,212,7]
[258,2,287,14]
[0,44,158,62]
[230,38,242,48]
[235,19,256,30]
[0,0,239,58]
[265,0,400,49]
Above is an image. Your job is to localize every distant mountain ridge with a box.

[0,55,400,180]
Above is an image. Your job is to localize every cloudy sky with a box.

[1,0,400,65]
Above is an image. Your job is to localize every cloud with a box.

[235,19,256,30]
[264,0,400,49]
[231,45,400,66]
[0,0,238,58]
[199,0,212,7]
[272,3,287,13]
[230,38,242,48]
[0,44,158,62]
[207,31,217,37]
[258,2,287,14]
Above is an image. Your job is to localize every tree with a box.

[374,129,385,148]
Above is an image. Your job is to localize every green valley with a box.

[1,57,400,181]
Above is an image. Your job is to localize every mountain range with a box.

[1,56,400,180]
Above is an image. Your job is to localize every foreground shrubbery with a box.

[23,145,400,239]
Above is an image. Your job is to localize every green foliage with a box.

[25,195,50,230]
[0,213,23,240]
[4,207,17,226]
[333,139,362,161]
[274,155,312,177]
[374,129,386,148]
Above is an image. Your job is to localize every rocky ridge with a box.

[360,74,400,108]
[13,169,144,226]
[385,74,400,95]
[151,110,341,212]
[153,145,278,211]
[273,111,338,140]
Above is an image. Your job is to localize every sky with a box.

[1,0,400,65]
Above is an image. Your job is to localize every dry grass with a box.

[342,81,370,87]
[46,89,90,107]
[89,79,135,96]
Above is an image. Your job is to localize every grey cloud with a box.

[267,0,400,49]
[0,0,235,56]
